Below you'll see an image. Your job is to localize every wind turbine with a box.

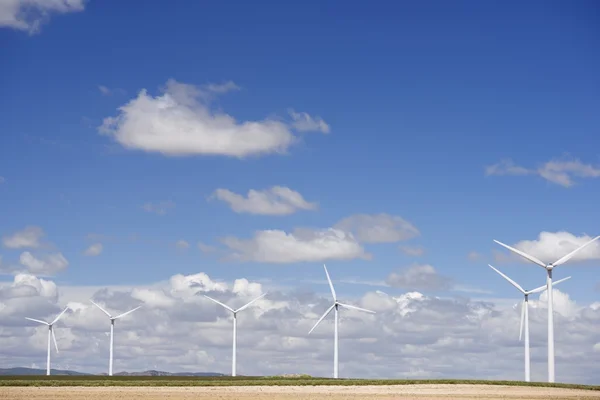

[308,264,375,379]
[488,265,571,382]
[24,306,69,376]
[493,235,599,382]
[203,292,267,377]
[90,300,142,376]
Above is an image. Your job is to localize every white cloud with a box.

[0,176,5,184]
[19,252,68,275]
[142,201,175,216]
[212,186,317,216]
[83,243,103,257]
[204,81,240,94]
[175,240,190,250]
[1,271,598,383]
[386,264,453,291]
[288,109,330,133]
[485,157,600,187]
[197,242,216,253]
[334,213,420,244]
[222,228,369,263]
[0,0,85,34]
[99,79,329,158]
[98,85,126,96]
[98,85,111,95]
[399,245,425,257]
[495,231,600,264]
[467,251,481,261]
[2,226,45,249]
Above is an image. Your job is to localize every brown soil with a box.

[2,384,599,400]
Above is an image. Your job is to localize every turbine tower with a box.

[493,235,599,382]
[308,264,375,379]
[488,265,571,382]
[24,306,69,376]
[90,300,142,376]
[203,292,267,377]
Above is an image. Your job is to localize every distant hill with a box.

[113,370,226,377]
[0,367,90,376]
[0,367,226,377]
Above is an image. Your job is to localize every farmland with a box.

[1,376,599,400]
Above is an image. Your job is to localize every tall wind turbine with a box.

[308,264,375,379]
[90,300,142,376]
[493,235,599,382]
[488,265,571,382]
[203,292,267,377]
[24,306,69,376]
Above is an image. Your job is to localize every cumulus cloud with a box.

[495,231,600,264]
[19,252,68,275]
[142,201,175,216]
[334,214,420,244]
[0,0,85,34]
[212,186,317,216]
[485,157,600,187]
[222,228,369,263]
[3,226,45,249]
[99,79,329,158]
[83,243,103,257]
[288,109,330,133]
[0,271,597,384]
[386,264,453,291]
[399,245,425,257]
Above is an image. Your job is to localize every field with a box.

[1,376,599,400]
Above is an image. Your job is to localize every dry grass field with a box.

[2,384,600,400]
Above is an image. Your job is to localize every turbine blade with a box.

[51,328,59,353]
[308,304,335,335]
[488,265,526,293]
[553,276,572,286]
[519,299,525,342]
[528,284,548,295]
[552,236,600,267]
[25,317,48,325]
[235,293,267,313]
[90,300,112,318]
[323,264,337,301]
[493,240,546,268]
[528,276,571,295]
[337,302,376,314]
[203,295,234,313]
[114,306,142,319]
[51,306,70,325]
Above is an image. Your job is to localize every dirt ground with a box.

[2,385,600,400]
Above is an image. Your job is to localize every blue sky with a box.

[0,0,599,380]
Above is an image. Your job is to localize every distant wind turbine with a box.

[488,264,570,382]
[308,264,375,379]
[203,292,267,377]
[90,300,142,376]
[25,306,69,376]
[493,235,599,383]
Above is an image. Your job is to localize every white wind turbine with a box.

[308,264,375,379]
[488,265,571,382]
[24,306,69,376]
[493,235,599,382]
[90,300,142,376]
[203,292,267,377]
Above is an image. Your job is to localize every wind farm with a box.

[2,0,599,398]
